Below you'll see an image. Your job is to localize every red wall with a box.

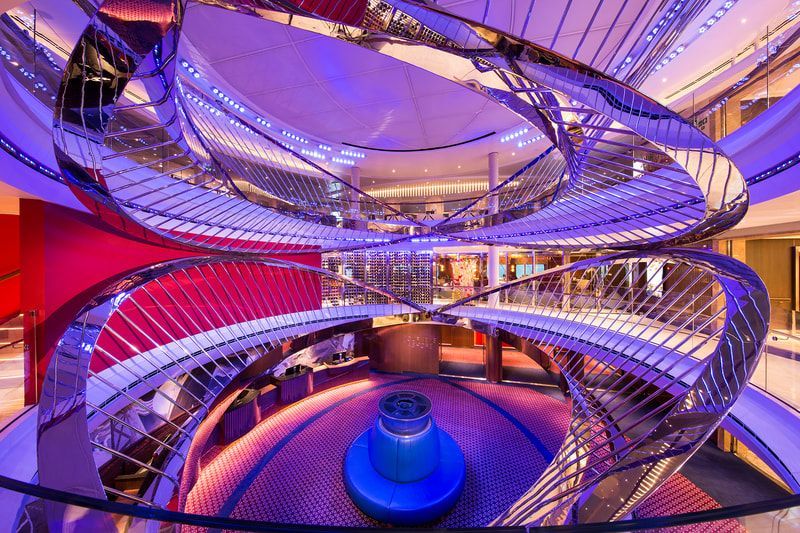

[92,264,323,372]
[0,214,19,274]
[20,200,320,402]
[0,213,20,323]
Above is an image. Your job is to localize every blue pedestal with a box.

[343,391,466,525]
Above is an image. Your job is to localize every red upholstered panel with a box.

[285,0,367,26]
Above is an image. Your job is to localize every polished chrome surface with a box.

[437,248,769,525]
[52,0,419,254]
[35,247,770,526]
[33,0,773,528]
[37,256,420,509]
[52,0,748,252]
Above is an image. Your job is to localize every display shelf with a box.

[321,250,432,305]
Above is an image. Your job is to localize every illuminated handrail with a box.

[51,0,747,252]
[436,248,769,526]
[674,7,800,136]
[15,0,776,529]
[52,2,418,254]
[37,256,421,512]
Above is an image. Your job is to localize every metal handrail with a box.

[0,338,22,352]
[36,255,421,512]
[768,329,800,345]
[0,473,797,532]
[436,249,769,525]
[50,0,747,253]
[0,269,20,283]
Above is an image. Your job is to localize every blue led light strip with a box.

[179,59,362,165]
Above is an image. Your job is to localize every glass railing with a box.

[1,473,798,532]
[675,5,800,141]
[751,330,800,412]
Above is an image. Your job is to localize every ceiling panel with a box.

[406,67,470,98]
[211,46,317,94]
[415,91,485,121]
[248,85,342,120]
[345,98,419,128]
[321,67,413,107]
[183,5,292,63]
[180,1,657,178]
[293,35,402,77]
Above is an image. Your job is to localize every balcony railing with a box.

[2,471,799,532]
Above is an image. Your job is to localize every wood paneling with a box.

[359,323,440,374]
[745,239,800,329]
[440,325,475,347]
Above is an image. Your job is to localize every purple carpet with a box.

[185,373,571,527]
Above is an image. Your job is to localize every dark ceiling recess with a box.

[342,131,496,153]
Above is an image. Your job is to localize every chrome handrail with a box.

[51,0,747,252]
[435,248,769,526]
[1,472,798,531]
[37,256,420,513]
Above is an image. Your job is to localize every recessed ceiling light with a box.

[424,169,428,172]
[512,152,516,156]
[662,77,668,82]
[741,18,747,23]
[457,165,461,169]
[391,169,396,173]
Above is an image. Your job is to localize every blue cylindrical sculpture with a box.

[343,391,466,525]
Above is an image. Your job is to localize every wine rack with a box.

[321,250,433,305]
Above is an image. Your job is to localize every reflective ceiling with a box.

[5,0,797,184]
[181,4,528,178]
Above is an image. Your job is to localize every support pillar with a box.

[488,151,499,213]
[488,246,499,305]
[485,333,502,383]
[350,166,361,202]
[350,166,367,230]
[561,250,571,311]
[428,196,444,218]
[487,152,500,307]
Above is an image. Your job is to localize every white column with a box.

[350,166,367,229]
[428,196,444,218]
[488,151,499,213]
[349,166,361,212]
[488,152,500,307]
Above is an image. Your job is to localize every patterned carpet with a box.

[185,373,571,528]
[636,474,746,532]
[184,373,737,530]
